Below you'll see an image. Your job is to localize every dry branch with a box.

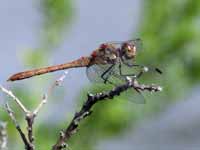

[0,72,67,150]
[0,121,7,150]
[52,77,162,150]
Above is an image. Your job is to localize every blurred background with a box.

[0,0,200,149]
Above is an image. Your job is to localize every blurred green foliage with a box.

[40,0,74,48]
[139,0,200,100]
[1,0,200,150]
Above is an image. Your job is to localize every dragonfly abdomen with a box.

[7,57,91,81]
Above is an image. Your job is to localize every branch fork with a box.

[0,72,67,150]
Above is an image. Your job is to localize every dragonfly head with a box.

[121,42,137,61]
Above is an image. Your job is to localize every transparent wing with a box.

[121,63,162,87]
[86,64,121,83]
[111,72,146,104]
[86,64,106,83]
[105,38,142,48]
[130,87,146,104]
[86,64,146,104]
[100,38,142,52]
[120,88,146,104]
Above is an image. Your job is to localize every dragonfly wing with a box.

[86,64,104,83]
[119,87,146,104]
[86,64,116,83]
[131,88,146,104]
[111,71,146,104]
[105,38,143,49]
[86,64,146,104]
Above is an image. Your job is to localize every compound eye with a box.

[124,44,134,53]
[127,45,132,51]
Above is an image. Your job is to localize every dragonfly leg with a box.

[126,63,162,74]
[119,62,156,79]
[135,67,149,78]
[100,64,115,85]
[130,64,151,78]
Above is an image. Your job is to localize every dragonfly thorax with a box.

[90,44,119,65]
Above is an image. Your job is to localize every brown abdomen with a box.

[7,57,91,81]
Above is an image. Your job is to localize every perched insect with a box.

[8,39,162,103]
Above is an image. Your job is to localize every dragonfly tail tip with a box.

[7,78,12,82]
[7,76,15,82]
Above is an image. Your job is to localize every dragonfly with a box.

[7,39,162,103]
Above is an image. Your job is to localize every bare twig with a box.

[24,73,67,149]
[33,72,67,115]
[0,85,34,149]
[0,72,67,150]
[0,85,29,113]
[0,121,7,150]
[25,113,35,150]
[5,103,32,150]
[52,77,162,150]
